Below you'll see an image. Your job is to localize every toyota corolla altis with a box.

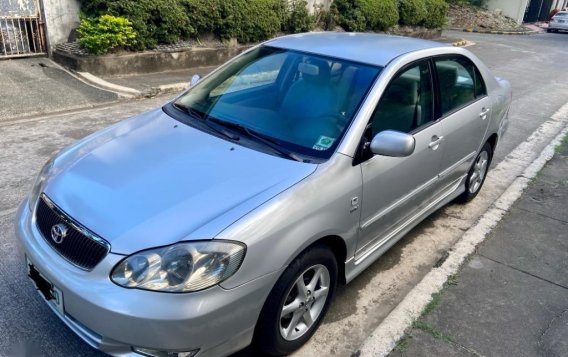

[17,33,511,357]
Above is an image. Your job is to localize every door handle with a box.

[428,135,444,149]
[480,107,491,120]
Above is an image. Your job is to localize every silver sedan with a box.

[548,11,568,32]
[17,33,511,357]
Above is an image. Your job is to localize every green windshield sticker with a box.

[313,136,336,151]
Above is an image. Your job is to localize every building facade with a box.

[487,0,568,23]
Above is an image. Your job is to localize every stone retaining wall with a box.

[53,46,252,76]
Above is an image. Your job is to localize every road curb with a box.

[75,72,142,99]
[140,82,189,98]
[451,39,470,47]
[358,102,568,357]
[448,27,542,35]
[75,71,189,99]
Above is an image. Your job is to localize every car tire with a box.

[456,142,492,203]
[547,28,552,33]
[254,244,338,356]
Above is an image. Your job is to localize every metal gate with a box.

[1,0,46,58]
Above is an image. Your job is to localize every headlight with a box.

[111,241,246,292]
[28,158,54,211]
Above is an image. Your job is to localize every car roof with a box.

[265,32,446,67]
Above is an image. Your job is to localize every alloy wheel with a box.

[279,264,330,341]
[469,150,489,194]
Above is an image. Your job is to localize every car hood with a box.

[44,109,317,254]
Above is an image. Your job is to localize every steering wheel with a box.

[316,113,348,132]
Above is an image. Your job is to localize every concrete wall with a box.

[42,0,80,53]
[306,0,332,14]
[486,0,530,23]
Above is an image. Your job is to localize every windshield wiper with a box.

[173,103,240,141]
[207,118,303,162]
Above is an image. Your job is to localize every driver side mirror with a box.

[370,130,415,157]
[190,74,202,87]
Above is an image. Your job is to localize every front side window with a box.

[435,56,480,116]
[370,61,434,136]
[210,52,287,96]
[172,46,381,162]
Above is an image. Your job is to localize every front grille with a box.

[35,195,110,270]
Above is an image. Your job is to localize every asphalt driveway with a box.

[0,58,117,121]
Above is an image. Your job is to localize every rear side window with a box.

[434,56,485,116]
[474,66,487,98]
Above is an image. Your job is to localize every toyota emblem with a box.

[50,223,69,244]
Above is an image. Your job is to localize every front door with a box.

[356,60,445,258]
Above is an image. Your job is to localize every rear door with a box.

[433,55,491,189]
[356,60,445,257]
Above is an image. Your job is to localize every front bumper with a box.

[15,200,278,357]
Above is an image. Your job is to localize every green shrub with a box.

[398,0,428,26]
[332,0,366,32]
[78,15,136,54]
[284,0,316,33]
[219,0,284,43]
[181,0,222,36]
[359,0,399,30]
[423,0,449,28]
[334,0,398,31]
[81,0,194,50]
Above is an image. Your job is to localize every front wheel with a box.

[254,245,337,356]
[456,142,492,203]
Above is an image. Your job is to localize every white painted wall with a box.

[486,0,530,24]
[42,0,80,52]
[553,0,568,9]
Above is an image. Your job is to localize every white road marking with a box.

[358,101,568,357]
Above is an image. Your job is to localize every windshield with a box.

[172,46,381,162]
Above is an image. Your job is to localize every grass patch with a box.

[447,272,460,286]
[422,291,443,316]
[394,334,411,352]
[554,132,568,155]
[420,273,459,317]
[529,170,542,186]
[413,321,454,343]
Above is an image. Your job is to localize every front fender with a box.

[218,154,362,289]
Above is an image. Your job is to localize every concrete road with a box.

[390,136,568,357]
[0,31,567,356]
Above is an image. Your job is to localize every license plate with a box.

[27,258,64,315]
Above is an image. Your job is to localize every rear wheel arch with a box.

[487,133,498,155]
